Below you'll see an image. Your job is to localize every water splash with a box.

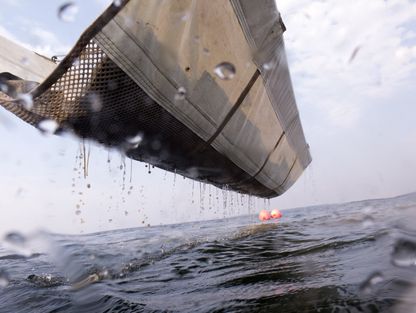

[191,181,195,204]
[81,141,90,178]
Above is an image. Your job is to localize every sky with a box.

[0,0,415,235]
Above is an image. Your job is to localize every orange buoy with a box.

[271,209,282,219]
[259,210,271,221]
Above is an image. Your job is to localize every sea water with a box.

[1,193,416,312]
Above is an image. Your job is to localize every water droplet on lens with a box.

[113,0,122,7]
[0,83,8,93]
[362,215,375,228]
[126,133,143,149]
[0,271,9,288]
[87,183,91,188]
[360,271,384,294]
[4,232,26,246]
[38,119,59,135]
[262,62,274,71]
[3,232,32,257]
[17,93,33,110]
[87,93,102,112]
[107,80,118,91]
[151,140,161,151]
[214,62,236,80]
[72,58,80,67]
[391,239,416,267]
[58,2,79,22]
[181,13,190,21]
[75,210,81,215]
[174,87,186,101]
[20,57,29,65]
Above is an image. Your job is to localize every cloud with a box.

[28,26,70,57]
[276,0,416,127]
[0,21,70,58]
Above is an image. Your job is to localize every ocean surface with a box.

[1,193,416,313]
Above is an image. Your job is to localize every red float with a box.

[271,209,282,219]
[258,210,271,221]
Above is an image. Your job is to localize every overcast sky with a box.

[0,0,415,235]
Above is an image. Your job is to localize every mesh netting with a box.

[0,37,276,197]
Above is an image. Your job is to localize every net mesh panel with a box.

[0,38,277,198]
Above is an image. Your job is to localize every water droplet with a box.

[362,215,375,228]
[0,271,9,288]
[360,271,384,294]
[181,13,190,21]
[17,93,33,110]
[20,57,29,65]
[108,219,112,223]
[4,232,26,246]
[262,62,274,71]
[126,133,143,149]
[75,210,81,215]
[214,62,236,80]
[87,93,102,112]
[100,270,109,278]
[391,239,416,267]
[112,0,122,7]
[38,119,59,135]
[151,140,161,151]
[0,83,8,93]
[124,211,129,216]
[87,183,91,188]
[3,232,32,257]
[58,2,79,22]
[174,87,186,101]
[348,46,361,64]
[107,80,118,91]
